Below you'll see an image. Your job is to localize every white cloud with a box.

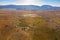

[0,0,60,6]
[15,0,44,6]
[14,0,60,6]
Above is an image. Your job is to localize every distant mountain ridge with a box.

[0,5,60,11]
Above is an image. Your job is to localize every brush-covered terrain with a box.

[0,10,60,40]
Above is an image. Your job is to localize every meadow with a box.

[0,10,60,40]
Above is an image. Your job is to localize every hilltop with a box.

[0,5,60,11]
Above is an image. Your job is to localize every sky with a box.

[0,0,60,6]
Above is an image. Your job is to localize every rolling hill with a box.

[0,5,60,11]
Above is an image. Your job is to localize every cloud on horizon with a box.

[0,0,60,6]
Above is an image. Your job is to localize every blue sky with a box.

[38,0,60,6]
[0,0,60,6]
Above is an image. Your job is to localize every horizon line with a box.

[0,4,60,7]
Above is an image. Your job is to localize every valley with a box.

[0,10,60,40]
